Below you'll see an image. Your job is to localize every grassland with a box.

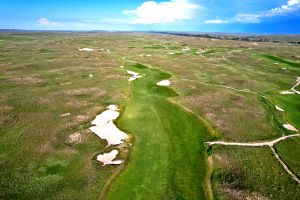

[0,31,300,199]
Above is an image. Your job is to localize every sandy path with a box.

[291,77,300,95]
[206,134,300,184]
[216,84,267,98]
[206,134,300,147]
[270,146,300,184]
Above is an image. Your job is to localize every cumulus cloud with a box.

[266,0,300,16]
[235,0,300,23]
[204,19,228,24]
[233,14,261,23]
[38,18,61,26]
[123,0,200,24]
[205,0,300,24]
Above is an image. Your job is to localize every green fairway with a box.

[104,62,213,200]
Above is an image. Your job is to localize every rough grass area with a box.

[275,137,300,178]
[0,33,129,200]
[211,146,300,199]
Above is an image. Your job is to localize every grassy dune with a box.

[105,63,213,200]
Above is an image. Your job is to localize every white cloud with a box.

[205,0,300,24]
[233,14,261,23]
[38,18,61,26]
[123,0,200,24]
[266,0,300,16]
[236,0,300,23]
[204,19,228,24]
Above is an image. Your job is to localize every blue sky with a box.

[0,0,300,33]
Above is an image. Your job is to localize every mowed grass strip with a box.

[105,63,212,200]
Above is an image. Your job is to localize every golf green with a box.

[104,62,213,200]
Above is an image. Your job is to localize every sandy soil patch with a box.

[76,115,89,122]
[221,185,268,200]
[89,105,128,146]
[65,87,107,96]
[283,124,299,132]
[60,113,71,117]
[65,132,82,145]
[78,48,94,52]
[96,149,123,166]
[157,80,171,86]
[10,76,42,84]
[275,105,285,112]
[181,46,191,51]
[127,70,143,81]
[67,100,89,108]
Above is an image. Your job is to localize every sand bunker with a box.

[78,48,94,52]
[97,150,123,166]
[157,80,171,86]
[89,105,128,146]
[127,70,143,81]
[275,105,285,112]
[168,52,175,55]
[283,124,299,132]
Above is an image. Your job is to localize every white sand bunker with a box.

[283,124,299,132]
[275,105,285,112]
[89,105,128,146]
[97,150,123,166]
[157,80,171,86]
[127,70,143,81]
[78,48,94,52]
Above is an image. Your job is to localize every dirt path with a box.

[206,134,300,147]
[206,134,300,184]
[291,77,300,95]
[270,146,300,184]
